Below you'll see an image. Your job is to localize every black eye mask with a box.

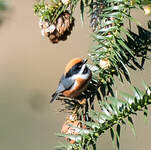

[83,66,88,74]
[65,62,83,78]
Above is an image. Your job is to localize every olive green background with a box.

[0,1,151,150]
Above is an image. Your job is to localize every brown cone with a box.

[61,114,86,144]
[39,11,74,43]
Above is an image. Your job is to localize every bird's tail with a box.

[50,92,59,103]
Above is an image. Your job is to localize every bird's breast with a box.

[63,74,91,98]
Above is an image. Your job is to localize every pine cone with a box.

[90,1,116,32]
[39,11,74,43]
[61,114,86,144]
[90,1,104,31]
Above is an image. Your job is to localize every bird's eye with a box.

[77,65,82,69]
[66,62,83,78]
[75,63,83,71]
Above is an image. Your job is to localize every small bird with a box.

[50,58,92,103]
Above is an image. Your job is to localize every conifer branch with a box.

[33,0,151,150]
[56,85,151,150]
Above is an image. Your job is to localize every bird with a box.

[50,58,92,103]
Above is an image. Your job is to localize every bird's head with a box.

[64,58,91,80]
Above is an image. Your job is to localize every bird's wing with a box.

[50,75,74,103]
[56,74,74,93]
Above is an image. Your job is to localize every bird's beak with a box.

[83,59,88,64]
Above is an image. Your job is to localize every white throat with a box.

[71,64,90,80]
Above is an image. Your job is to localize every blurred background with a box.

[0,0,151,150]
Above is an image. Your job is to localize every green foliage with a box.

[34,0,65,22]
[88,0,151,88]
[33,0,151,149]
[0,0,8,24]
[33,0,78,22]
[53,0,151,149]
[142,0,151,5]
[0,0,7,11]
[57,85,151,150]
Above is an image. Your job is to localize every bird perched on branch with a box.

[50,58,92,103]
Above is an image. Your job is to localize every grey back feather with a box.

[50,75,74,103]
